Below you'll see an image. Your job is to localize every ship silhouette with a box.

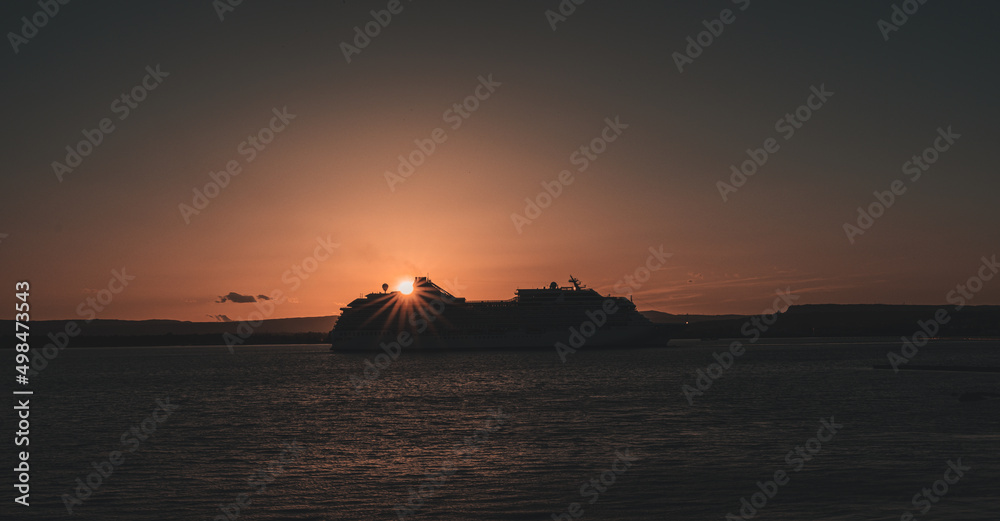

[329,276,681,350]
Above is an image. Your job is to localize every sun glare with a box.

[397,279,414,295]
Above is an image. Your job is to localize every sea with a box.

[6,339,999,520]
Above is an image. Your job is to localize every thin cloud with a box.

[216,292,259,304]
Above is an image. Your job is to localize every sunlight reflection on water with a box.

[15,339,1000,520]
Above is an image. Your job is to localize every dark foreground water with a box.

[5,339,999,520]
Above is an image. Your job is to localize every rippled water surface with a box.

[9,339,1000,520]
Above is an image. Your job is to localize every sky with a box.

[2,0,998,322]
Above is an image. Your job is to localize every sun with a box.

[396,279,414,295]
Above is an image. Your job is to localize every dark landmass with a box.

[640,310,748,324]
[2,316,337,348]
[37,315,339,336]
[652,304,1000,339]
[2,305,997,348]
[872,364,1000,373]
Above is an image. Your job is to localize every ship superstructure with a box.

[329,276,677,350]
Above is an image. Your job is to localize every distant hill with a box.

[641,310,748,324]
[0,315,339,348]
[665,304,1000,339]
[49,315,341,336]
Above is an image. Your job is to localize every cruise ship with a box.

[329,276,680,351]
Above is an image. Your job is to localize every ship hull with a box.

[329,324,678,351]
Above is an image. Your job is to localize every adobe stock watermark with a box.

[612,245,673,296]
[886,254,996,371]
[223,236,339,351]
[13,398,30,506]
[544,0,587,31]
[7,0,71,54]
[550,448,640,520]
[717,84,834,202]
[213,0,245,22]
[898,459,970,521]
[682,288,799,405]
[213,440,304,521]
[843,126,959,244]
[877,0,931,42]
[726,417,842,520]
[51,64,170,183]
[672,0,750,73]
[61,397,179,514]
[179,106,296,224]
[28,268,136,376]
[394,408,509,520]
[340,0,413,63]
[555,246,672,362]
[348,278,467,392]
[511,116,628,233]
[385,74,501,191]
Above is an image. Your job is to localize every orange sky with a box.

[2,1,998,322]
